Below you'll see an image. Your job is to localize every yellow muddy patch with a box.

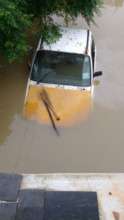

[23,85,92,126]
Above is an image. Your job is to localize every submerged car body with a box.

[24,27,102,126]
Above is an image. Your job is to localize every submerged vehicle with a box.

[24,27,102,127]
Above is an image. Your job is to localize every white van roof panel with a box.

[42,27,88,55]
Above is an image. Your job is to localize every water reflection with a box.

[0,57,28,144]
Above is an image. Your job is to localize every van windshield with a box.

[31,50,91,87]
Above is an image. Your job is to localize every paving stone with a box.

[0,173,22,201]
[45,191,99,220]
[16,189,44,220]
[0,202,17,220]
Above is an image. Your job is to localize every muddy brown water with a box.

[0,1,124,173]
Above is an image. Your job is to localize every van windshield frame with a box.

[31,50,91,87]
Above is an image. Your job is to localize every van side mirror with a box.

[93,71,103,78]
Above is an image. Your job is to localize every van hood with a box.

[23,85,92,126]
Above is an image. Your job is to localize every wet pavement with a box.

[0,1,124,172]
[0,173,124,220]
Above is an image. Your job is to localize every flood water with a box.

[0,1,124,173]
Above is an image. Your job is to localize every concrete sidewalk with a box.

[0,173,124,220]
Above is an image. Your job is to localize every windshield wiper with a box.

[40,89,60,136]
[42,98,60,136]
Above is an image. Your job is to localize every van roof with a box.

[42,27,89,55]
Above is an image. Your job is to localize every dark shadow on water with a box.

[0,56,28,144]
